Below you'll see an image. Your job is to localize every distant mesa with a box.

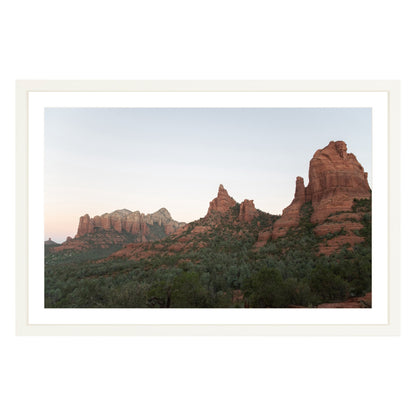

[44,238,59,246]
[51,207,186,253]
[75,207,183,239]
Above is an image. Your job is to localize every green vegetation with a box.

[45,199,371,308]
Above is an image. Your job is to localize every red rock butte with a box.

[270,140,371,245]
[52,208,186,252]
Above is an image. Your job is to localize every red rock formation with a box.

[306,140,371,223]
[314,215,363,238]
[287,293,372,308]
[317,292,371,308]
[207,184,236,215]
[76,214,95,237]
[272,177,306,239]
[254,230,272,248]
[318,234,365,256]
[238,199,258,222]
[55,207,186,253]
[75,208,184,239]
[101,214,111,230]
[191,225,210,234]
[271,141,371,239]
[109,186,276,260]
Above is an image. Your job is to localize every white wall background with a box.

[1,1,414,415]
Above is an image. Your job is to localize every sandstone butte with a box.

[258,140,371,253]
[75,208,184,239]
[52,207,186,252]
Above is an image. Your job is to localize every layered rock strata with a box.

[52,208,186,252]
[271,140,370,237]
[306,140,371,223]
[75,208,183,240]
[254,141,371,253]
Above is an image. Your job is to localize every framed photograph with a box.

[16,80,400,335]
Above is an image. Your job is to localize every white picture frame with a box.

[15,80,400,335]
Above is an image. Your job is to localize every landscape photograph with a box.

[44,107,372,309]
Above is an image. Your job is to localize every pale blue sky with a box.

[45,108,372,242]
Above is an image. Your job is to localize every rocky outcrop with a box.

[271,141,371,240]
[317,292,371,308]
[254,230,272,248]
[110,186,278,261]
[306,140,371,223]
[75,208,185,240]
[287,292,372,308]
[272,177,307,239]
[238,199,258,223]
[52,207,186,253]
[207,184,236,215]
[77,214,94,236]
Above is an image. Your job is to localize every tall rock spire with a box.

[206,184,237,215]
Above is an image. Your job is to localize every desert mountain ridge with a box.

[50,207,186,252]
[110,140,371,259]
[49,140,371,257]
[75,207,185,238]
[45,140,372,309]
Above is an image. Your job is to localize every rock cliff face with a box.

[272,177,307,239]
[52,208,186,252]
[207,184,237,215]
[75,208,184,241]
[266,140,371,253]
[238,199,258,223]
[306,140,371,223]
